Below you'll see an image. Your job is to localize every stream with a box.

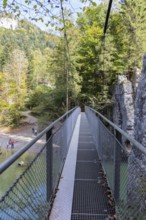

[0,149,36,199]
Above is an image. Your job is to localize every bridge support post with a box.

[98,118,102,160]
[114,130,121,202]
[46,128,53,202]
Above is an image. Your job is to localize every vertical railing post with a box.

[63,116,68,153]
[98,118,102,160]
[114,130,121,202]
[46,128,53,202]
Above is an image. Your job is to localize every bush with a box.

[0,107,21,127]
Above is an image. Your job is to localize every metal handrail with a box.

[87,107,146,154]
[85,106,146,219]
[0,107,77,174]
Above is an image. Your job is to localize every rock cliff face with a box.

[112,56,146,213]
[128,54,146,213]
[134,54,146,154]
[112,67,141,139]
[131,67,141,98]
[0,18,18,30]
[113,55,146,148]
[112,75,134,142]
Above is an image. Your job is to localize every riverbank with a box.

[0,111,46,159]
[0,124,46,156]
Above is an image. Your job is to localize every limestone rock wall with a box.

[134,54,146,154]
[131,67,141,98]
[112,75,134,138]
[112,66,141,147]
[128,54,146,213]
[0,18,18,30]
[112,59,146,212]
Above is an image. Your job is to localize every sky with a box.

[35,0,101,31]
[0,0,101,31]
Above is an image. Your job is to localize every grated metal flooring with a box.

[71,113,115,220]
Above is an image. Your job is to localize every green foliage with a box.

[0,13,82,127]
[76,3,114,108]
[8,107,21,127]
[104,0,146,79]
[3,49,28,107]
[0,105,21,127]
[0,18,60,126]
[1,0,146,125]
[3,0,7,8]
[76,0,146,109]
[0,0,98,27]
[28,86,67,126]
[26,86,52,109]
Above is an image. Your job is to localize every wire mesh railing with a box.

[85,106,146,220]
[0,107,80,220]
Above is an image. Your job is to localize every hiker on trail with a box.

[11,139,14,149]
[0,144,2,154]
[9,138,11,145]
[34,129,37,136]
[32,127,35,134]
[7,138,12,148]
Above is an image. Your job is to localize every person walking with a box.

[7,138,12,149]
[0,144,1,149]
[11,139,14,149]
[32,127,35,134]
[34,129,37,136]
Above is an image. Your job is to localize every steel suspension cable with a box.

[60,0,72,112]
[103,0,113,37]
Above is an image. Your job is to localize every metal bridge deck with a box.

[50,113,115,220]
[71,113,114,220]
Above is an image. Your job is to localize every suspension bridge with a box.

[0,106,146,220]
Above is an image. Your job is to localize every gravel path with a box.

[21,110,38,125]
[0,111,45,154]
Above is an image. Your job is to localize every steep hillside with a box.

[0,15,59,127]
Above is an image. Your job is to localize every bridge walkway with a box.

[50,112,115,220]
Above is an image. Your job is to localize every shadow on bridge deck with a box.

[50,113,115,220]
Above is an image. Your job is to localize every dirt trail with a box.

[0,111,45,153]
[21,110,38,125]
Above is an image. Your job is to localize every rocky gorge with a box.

[112,54,146,213]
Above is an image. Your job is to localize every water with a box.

[0,138,63,219]
[103,160,128,201]
[0,148,49,219]
[0,149,36,199]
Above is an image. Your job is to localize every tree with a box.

[110,0,146,75]
[77,3,114,108]
[0,17,64,126]
[30,49,46,88]
[0,49,29,125]
[3,49,28,108]
[49,23,82,109]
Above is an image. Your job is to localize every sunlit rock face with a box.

[112,75,134,138]
[112,57,146,214]
[131,67,141,98]
[128,54,146,213]
[134,54,146,153]
[0,18,18,30]
[112,66,141,136]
